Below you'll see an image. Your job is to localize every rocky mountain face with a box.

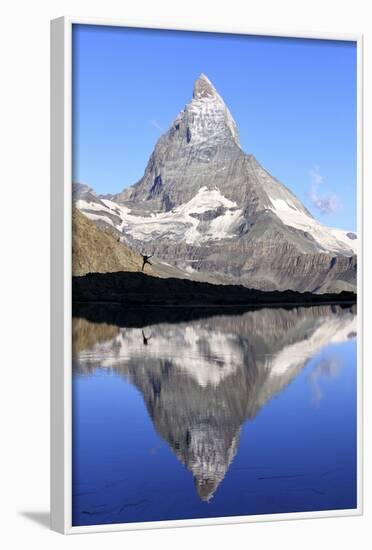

[74,74,357,293]
[73,305,356,501]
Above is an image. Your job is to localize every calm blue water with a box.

[72,305,357,526]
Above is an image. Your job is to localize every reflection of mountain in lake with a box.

[73,305,356,501]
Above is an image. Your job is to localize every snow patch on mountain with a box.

[120,187,243,245]
[269,197,357,255]
[75,199,120,228]
[78,187,243,245]
[76,188,356,258]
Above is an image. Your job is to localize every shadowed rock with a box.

[72,270,356,307]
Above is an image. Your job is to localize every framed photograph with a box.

[51,17,363,534]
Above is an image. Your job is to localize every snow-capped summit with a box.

[183,73,240,146]
[74,75,357,294]
[193,73,217,98]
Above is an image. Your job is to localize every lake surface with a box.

[72,304,357,527]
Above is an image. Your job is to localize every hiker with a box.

[141,253,153,271]
[142,330,152,346]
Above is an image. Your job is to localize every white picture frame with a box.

[51,16,363,534]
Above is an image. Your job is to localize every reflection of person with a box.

[142,330,152,346]
[141,253,153,271]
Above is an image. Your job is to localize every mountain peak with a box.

[185,74,239,146]
[193,73,218,99]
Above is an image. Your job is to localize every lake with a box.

[72,304,357,527]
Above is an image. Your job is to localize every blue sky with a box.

[72,25,357,231]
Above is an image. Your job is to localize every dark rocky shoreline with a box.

[72,271,356,308]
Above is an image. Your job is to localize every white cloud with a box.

[308,166,341,215]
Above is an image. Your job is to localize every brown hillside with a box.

[72,208,155,276]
